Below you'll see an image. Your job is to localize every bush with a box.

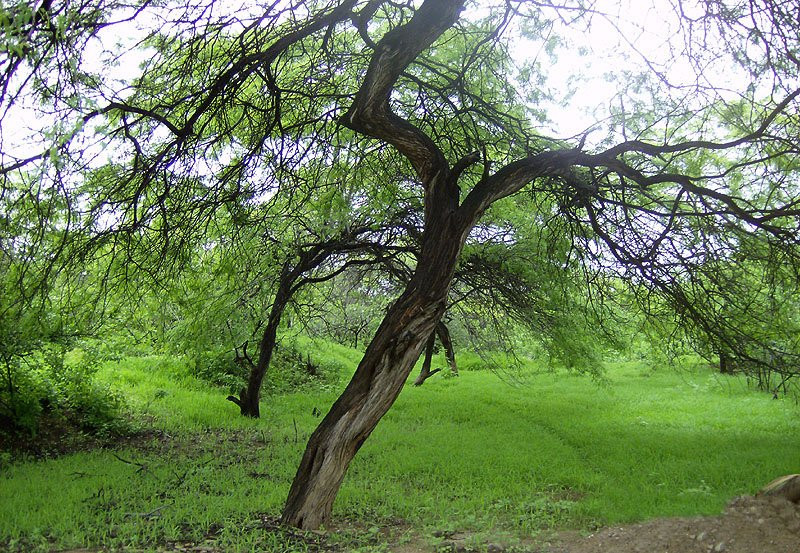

[0,344,127,439]
[191,350,249,392]
[267,338,342,393]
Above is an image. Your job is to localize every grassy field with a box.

[1,341,798,552]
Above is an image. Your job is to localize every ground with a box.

[543,495,800,553]
[4,358,798,553]
[56,494,797,553]
[389,495,800,553]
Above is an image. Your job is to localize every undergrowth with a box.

[0,344,129,454]
[0,339,798,552]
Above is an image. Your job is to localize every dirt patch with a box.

[543,495,800,553]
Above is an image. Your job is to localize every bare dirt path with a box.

[393,495,799,553]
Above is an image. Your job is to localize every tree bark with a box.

[281,0,473,529]
[232,263,295,418]
[280,289,445,529]
[413,321,457,385]
[719,351,734,375]
[435,321,458,376]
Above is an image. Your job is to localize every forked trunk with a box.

[435,321,458,375]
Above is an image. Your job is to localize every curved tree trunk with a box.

[281,214,467,529]
[280,288,445,528]
[280,0,473,531]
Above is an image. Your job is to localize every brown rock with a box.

[758,474,800,503]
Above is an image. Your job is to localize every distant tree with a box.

[226,218,413,417]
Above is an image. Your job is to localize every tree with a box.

[2,0,800,531]
[227,218,414,417]
[280,1,800,528]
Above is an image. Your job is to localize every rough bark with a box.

[280,293,443,528]
[281,212,469,529]
[281,0,472,529]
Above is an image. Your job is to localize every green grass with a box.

[1,344,798,552]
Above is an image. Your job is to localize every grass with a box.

[1,343,798,552]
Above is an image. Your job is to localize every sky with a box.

[515,0,745,139]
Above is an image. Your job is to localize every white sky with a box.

[512,0,745,139]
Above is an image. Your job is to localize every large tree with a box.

[281,0,800,527]
[2,0,800,531]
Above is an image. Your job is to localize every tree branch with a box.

[340,0,466,188]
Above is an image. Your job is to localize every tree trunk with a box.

[235,301,285,417]
[228,262,295,418]
[719,351,733,375]
[413,329,440,385]
[435,321,458,375]
[281,215,467,529]
[280,0,472,529]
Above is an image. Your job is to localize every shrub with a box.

[191,350,249,392]
[0,344,127,440]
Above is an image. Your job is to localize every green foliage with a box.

[265,338,345,394]
[0,345,126,438]
[189,336,350,396]
[191,350,250,392]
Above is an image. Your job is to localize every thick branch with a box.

[460,148,584,219]
[340,0,466,186]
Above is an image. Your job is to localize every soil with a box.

[397,495,800,553]
[541,495,800,553]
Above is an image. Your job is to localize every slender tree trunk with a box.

[281,216,467,529]
[413,329,440,385]
[236,296,289,417]
[719,351,733,375]
[435,321,458,375]
[228,262,296,418]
